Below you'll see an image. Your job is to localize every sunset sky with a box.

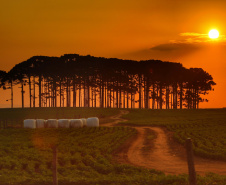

[0,0,226,108]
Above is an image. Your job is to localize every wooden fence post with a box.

[52,146,58,185]
[4,119,8,129]
[186,138,197,185]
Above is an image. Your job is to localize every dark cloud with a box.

[150,43,203,52]
[120,40,226,62]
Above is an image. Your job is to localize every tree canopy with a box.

[0,54,216,109]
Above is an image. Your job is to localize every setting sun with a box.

[208,29,219,39]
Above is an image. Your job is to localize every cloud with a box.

[120,31,226,62]
[180,32,207,37]
[151,31,226,52]
[174,32,226,44]
[151,42,202,52]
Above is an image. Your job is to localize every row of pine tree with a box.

[0,54,216,109]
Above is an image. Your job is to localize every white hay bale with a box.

[58,119,70,128]
[47,119,58,128]
[36,119,45,128]
[24,119,36,129]
[70,119,83,128]
[44,120,48,127]
[81,118,87,127]
[87,117,99,127]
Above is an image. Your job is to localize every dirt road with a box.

[105,110,226,175]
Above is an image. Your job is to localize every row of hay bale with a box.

[24,117,99,129]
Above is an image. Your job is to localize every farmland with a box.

[122,108,226,161]
[0,127,191,185]
[0,107,120,128]
[0,108,226,184]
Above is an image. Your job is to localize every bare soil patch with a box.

[107,110,226,175]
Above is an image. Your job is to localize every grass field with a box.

[0,127,191,185]
[0,107,226,184]
[122,108,226,161]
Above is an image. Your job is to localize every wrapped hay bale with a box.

[44,120,47,127]
[81,118,87,127]
[58,119,70,128]
[87,117,99,127]
[47,119,58,128]
[36,119,45,128]
[70,119,83,128]
[24,119,36,129]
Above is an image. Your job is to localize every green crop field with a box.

[0,108,226,184]
[0,127,188,185]
[122,108,226,161]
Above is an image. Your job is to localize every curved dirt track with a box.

[103,110,129,127]
[104,110,226,175]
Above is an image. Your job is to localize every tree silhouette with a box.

[0,54,216,109]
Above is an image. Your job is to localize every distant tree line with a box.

[0,54,216,109]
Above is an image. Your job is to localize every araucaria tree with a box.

[0,54,216,109]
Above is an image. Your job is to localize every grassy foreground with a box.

[0,127,226,185]
[122,108,226,161]
[0,107,226,184]
[0,127,186,185]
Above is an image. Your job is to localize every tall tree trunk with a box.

[119,82,122,108]
[123,89,126,108]
[139,75,142,109]
[91,87,94,108]
[48,81,50,107]
[100,79,104,108]
[173,83,177,109]
[73,76,76,107]
[44,79,47,107]
[68,83,71,107]
[11,81,13,108]
[28,75,32,108]
[127,91,129,109]
[132,93,135,108]
[79,80,81,107]
[88,84,90,107]
[166,85,169,109]
[113,86,115,108]
[66,77,69,107]
[94,86,96,108]
[39,75,42,107]
[84,79,89,107]
[116,81,119,108]
[180,82,183,109]
[156,85,159,109]
[33,76,35,107]
[62,90,65,107]
[59,80,62,107]
[41,79,44,107]
[197,90,199,109]
[171,90,173,109]
[51,83,54,107]
[21,81,24,108]
[159,83,163,109]
[145,76,150,109]
[109,84,112,108]
[54,79,57,107]
[105,82,107,108]
[193,88,197,109]
[152,83,155,109]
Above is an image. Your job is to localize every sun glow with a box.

[208,29,219,39]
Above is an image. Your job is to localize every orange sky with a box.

[0,0,226,108]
